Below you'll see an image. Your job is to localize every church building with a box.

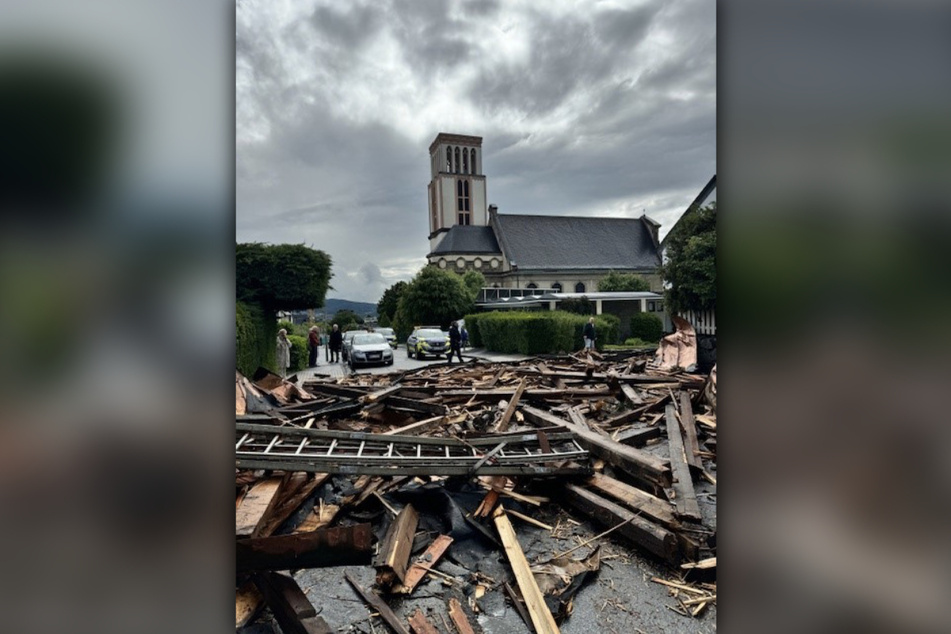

[425,132,663,294]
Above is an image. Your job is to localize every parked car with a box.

[341,329,370,362]
[348,333,394,369]
[406,327,449,359]
[375,327,397,349]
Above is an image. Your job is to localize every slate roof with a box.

[493,214,661,270]
[428,225,501,256]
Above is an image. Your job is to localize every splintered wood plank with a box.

[393,534,454,594]
[562,483,680,564]
[252,572,333,634]
[236,581,263,628]
[619,383,643,405]
[492,507,561,634]
[665,404,702,522]
[611,426,661,446]
[256,473,329,538]
[374,503,419,585]
[567,406,588,429]
[495,377,528,432]
[584,473,679,529]
[384,415,446,436]
[448,597,477,634]
[408,608,440,634]
[521,405,671,489]
[678,392,703,471]
[293,500,340,534]
[236,477,282,537]
[237,524,374,573]
[344,572,411,634]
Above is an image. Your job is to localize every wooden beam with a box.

[236,581,263,628]
[584,473,679,530]
[521,405,671,488]
[252,572,333,634]
[407,609,440,634]
[256,473,329,539]
[393,534,454,594]
[236,477,282,537]
[562,483,680,565]
[495,377,527,432]
[385,396,448,416]
[619,383,643,405]
[236,524,373,573]
[678,392,703,471]
[363,384,403,403]
[611,426,661,447]
[492,507,561,634]
[374,504,420,586]
[665,404,702,522]
[344,572,411,634]
[384,415,445,436]
[448,597,477,634]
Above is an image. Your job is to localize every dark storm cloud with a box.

[237,0,716,301]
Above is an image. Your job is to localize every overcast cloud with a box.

[237,0,715,303]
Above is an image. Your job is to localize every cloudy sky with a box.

[236,0,715,304]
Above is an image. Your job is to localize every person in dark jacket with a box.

[448,321,464,364]
[582,317,596,351]
[329,323,343,363]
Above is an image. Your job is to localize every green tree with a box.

[376,281,408,323]
[662,201,716,313]
[236,243,333,311]
[461,270,486,302]
[597,271,651,292]
[332,309,364,330]
[395,266,474,334]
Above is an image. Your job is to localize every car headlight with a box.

[353,351,366,358]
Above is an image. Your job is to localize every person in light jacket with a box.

[582,317,596,351]
[276,328,292,377]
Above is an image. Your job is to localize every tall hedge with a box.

[463,311,619,354]
[237,301,274,376]
[629,313,663,342]
[287,335,308,373]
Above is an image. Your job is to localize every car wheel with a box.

[407,347,414,358]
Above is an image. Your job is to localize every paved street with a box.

[291,346,525,383]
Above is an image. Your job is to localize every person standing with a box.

[448,320,464,364]
[276,328,292,378]
[307,325,321,367]
[582,317,596,351]
[329,323,343,363]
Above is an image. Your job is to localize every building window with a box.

[446,147,451,172]
[454,147,460,173]
[457,180,470,224]
[647,301,655,311]
[463,149,468,174]
[526,282,538,289]
[575,282,586,293]
[551,282,562,292]
[470,148,476,174]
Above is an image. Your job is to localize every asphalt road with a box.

[301,345,477,379]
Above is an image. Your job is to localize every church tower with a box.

[427,133,488,252]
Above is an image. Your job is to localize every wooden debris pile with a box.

[236,350,717,632]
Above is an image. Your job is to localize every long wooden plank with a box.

[252,572,333,634]
[611,426,661,446]
[344,572,411,634]
[236,524,373,573]
[438,387,614,400]
[521,405,671,488]
[408,609,440,634]
[374,504,419,585]
[562,483,679,564]
[678,392,703,471]
[448,597,477,634]
[619,383,643,405]
[236,477,283,537]
[393,534,453,593]
[585,473,679,529]
[665,404,701,521]
[496,377,528,432]
[256,473,329,538]
[492,507,560,634]
[384,415,445,436]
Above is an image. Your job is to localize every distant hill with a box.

[321,298,377,318]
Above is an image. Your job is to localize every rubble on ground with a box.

[236,350,717,632]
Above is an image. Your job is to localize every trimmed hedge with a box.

[237,301,273,376]
[463,311,619,354]
[630,312,663,343]
[287,335,308,372]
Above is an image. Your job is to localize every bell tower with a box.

[427,133,488,250]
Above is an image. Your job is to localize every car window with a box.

[418,329,445,338]
[353,334,386,345]
[377,328,394,336]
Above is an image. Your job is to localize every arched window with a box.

[463,149,468,174]
[575,282,586,293]
[446,147,451,172]
[526,282,538,289]
[470,149,476,174]
[551,282,562,292]
[454,147,460,173]
[457,179,470,224]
